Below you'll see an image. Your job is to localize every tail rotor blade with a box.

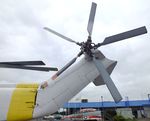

[101,26,147,46]
[87,2,97,36]
[93,57,122,103]
[44,27,79,45]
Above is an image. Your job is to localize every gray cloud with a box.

[0,0,150,101]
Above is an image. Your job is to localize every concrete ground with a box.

[32,118,150,121]
[39,117,150,121]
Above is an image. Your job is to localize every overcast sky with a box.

[0,0,149,102]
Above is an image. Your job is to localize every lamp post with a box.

[148,94,150,102]
[67,101,70,116]
[101,96,104,121]
[125,96,129,107]
[101,96,103,107]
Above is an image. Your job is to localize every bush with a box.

[114,115,126,121]
[114,115,136,121]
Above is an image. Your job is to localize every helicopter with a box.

[0,2,147,121]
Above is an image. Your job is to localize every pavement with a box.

[137,118,150,121]
[34,118,150,121]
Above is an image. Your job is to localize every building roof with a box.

[63,100,150,108]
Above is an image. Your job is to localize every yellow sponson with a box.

[7,83,39,121]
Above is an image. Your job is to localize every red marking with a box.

[41,81,48,89]
[87,115,102,119]
[51,74,57,80]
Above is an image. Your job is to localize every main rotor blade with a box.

[0,61,45,65]
[93,57,122,103]
[87,2,97,36]
[52,57,77,80]
[101,26,147,46]
[44,27,79,44]
[52,51,83,80]
[0,64,58,72]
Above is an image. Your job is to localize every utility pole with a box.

[101,96,104,121]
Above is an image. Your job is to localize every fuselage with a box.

[0,50,117,121]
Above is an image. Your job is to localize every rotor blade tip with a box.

[92,2,97,5]
[115,98,123,103]
[144,26,148,33]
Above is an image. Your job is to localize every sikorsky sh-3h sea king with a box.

[0,2,147,121]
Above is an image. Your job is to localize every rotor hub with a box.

[79,36,94,57]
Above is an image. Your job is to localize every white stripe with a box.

[0,88,15,120]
